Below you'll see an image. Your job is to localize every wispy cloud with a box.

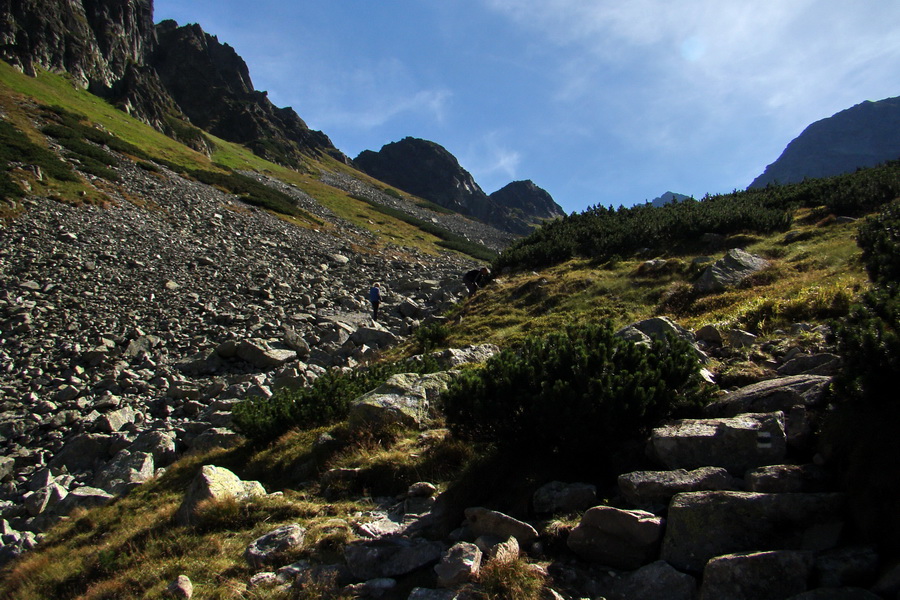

[462,132,522,192]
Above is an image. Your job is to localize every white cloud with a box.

[461,132,522,191]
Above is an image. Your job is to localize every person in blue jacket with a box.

[369,282,382,321]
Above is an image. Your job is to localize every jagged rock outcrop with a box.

[750,96,900,189]
[0,1,343,162]
[152,20,344,164]
[354,137,562,235]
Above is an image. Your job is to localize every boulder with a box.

[703,375,832,417]
[434,542,482,587]
[175,465,266,526]
[649,412,786,474]
[165,574,193,599]
[532,481,597,515]
[777,353,842,376]
[344,537,445,580]
[96,405,137,433]
[662,491,846,572]
[567,505,664,570]
[349,326,399,349]
[188,428,243,453]
[694,248,769,293]
[55,486,115,515]
[129,430,178,467]
[608,560,697,600]
[700,550,814,600]
[244,523,306,570]
[93,450,155,494]
[24,482,68,517]
[429,344,499,368]
[348,371,457,432]
[813,546,880,589]
[745,464,831,493]
[463,507,539,546]
[618,467,738,511]
[49,433,114,472]
[236,339,296,369]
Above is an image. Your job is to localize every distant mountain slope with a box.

[354,137,563,235]
[650,191,691,207]
[750,96,900,189]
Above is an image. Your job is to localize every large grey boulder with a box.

[96,405,137,433]
[662,491,846,572]
[649,412,786,474]
[49,433,114,472]
[567,505,664,570]
[349,326,399,349]
[55,486,115,515]
[532,481,597,515]
[703,375,832,417]
[93,450,155,494]
[608,560,697,600]
[695,248,768,293]
[348,371,457,432]
[463,507,539,546]
[129,430,178,467]
[236,339,297,370]
[699,550,814,600]
[175,465,266,526]
[428,344,500,368]
[434,542,482,588]
[745,464,831,493]
[618,467,738,511]
[244,524,307,570]
[343,537,445,580]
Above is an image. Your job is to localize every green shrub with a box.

[233,356,442,444]
[0,119,76,188]
[414,322,450,351]
[440,323,707,458]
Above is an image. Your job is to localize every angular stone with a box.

[244,523,306,570]
[56,486,115,515]
[745,464,831,493]
[532,481,597,514]
[236,339,296,369]
[695,248,768,293]
[435,542,482,587]
[175,465,266,526]
[94,450,155,493]
[618,467,738,511]
[165,574,193,599]
[662,491,846,572]
[650,412,786,474]
[464,507,538,546]
[700,550,814,600]
[428,344,499,368]
[344,537,445,580]
[704,375,832,417]
[609,560,697,600]
[567,505,664,570]
[348,371,456,432]
[96,405,137,433]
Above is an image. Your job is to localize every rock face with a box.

[0,1,343,163]
[750,96,900,189]
[354,138,562,235]
[152,20,342,164]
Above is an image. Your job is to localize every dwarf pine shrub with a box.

[440,323,707,458]
[832,200,900,405]
[233,356,442,443]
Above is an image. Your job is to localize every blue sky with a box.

[153,0,900,214]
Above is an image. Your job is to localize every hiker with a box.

[463,267,490,297]
[369,282,382,321]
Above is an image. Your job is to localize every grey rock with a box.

[244,523,306,570]
[745,464,831,493]
[165,574,193,599]
[348,371,457,432]
[175,465,266,526]
[567,505,664,570]
[464,506,538,546]
[618,467,738,511]
[56,486,115,515]
[344,537,445,580]
[704,375,832,417]
[532,481,597,514]
[700,550,814,600]
[608,560,697,600]
[236,339,296,370]
[695,248,768,293]
[662,491,846,572]
[649,412,787,474]
[434,542,482,587]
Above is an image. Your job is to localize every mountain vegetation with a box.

[1,1,900,598]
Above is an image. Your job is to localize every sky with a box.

[152,0,900,214]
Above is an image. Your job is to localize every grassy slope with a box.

[0,62,471,258]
